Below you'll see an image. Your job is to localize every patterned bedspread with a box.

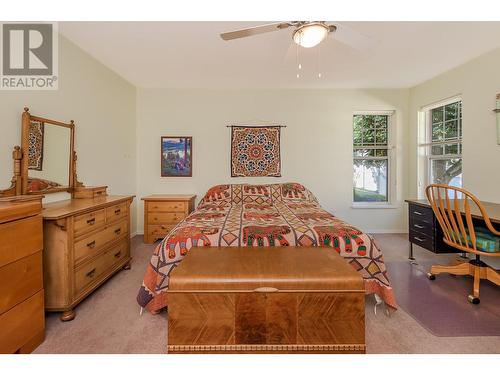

[137,183,396,312]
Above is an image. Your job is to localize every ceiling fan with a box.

[220,21,375,51]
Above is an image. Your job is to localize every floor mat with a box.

[386,260,500,337]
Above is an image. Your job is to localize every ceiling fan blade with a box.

[330,22,378,52]
[220,22,290,41]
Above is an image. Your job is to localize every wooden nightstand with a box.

[142,195,196,244]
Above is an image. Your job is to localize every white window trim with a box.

[417,95,463,198]
[352,110,397,208]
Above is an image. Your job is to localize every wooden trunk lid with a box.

[168,247,364,292]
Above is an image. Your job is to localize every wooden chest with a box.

[42,195,134,321]
[142,194,196,244]
[0,195,45,353]
[168,247,365,354]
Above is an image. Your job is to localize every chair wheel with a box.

[468,295,480,304]
[427,273,436,280]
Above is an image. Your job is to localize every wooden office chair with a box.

[425,184,500,304]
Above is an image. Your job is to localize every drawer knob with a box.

[413,236,425,242]
[414,224,425,229]
[413,211,423,216]
[87,240,96,249]
[87,218,96,225]
[114,209,121,215]
[114,250,122,258]
[86,268,96,278]
[115,228,121,235]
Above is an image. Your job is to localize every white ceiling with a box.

[60,21,500,89]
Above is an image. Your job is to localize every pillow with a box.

[199,184,231,204]
[278,183,319,204]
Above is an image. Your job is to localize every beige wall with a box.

[409,47,500,203]
[0,36,138,232]
[4,35,497,236]
[136,88,410,234]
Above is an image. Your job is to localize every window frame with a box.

[418,96,463,197]
[352,110,396,208]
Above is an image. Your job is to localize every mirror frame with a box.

[0,108,88,198]
[21,107,75,195]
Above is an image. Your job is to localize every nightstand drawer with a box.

[409,204,433,224]
[148,201,186,212]
[148,212,185,225]
[409,230,434,251]
[147,224,175,239]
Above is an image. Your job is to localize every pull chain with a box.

[317,41,322,79]
[296,42,300,78]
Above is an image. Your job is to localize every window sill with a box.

[351,203,400,209]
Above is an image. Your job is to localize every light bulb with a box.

[293,23,329,48]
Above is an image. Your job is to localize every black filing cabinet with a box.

[406,200,459,259]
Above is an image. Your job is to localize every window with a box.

[353,112,394,204]
[420,99,462,190]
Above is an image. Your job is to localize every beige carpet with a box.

[34,234,500,354]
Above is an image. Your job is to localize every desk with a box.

[405,199,500,260]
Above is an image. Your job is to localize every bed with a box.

[137,183,396,312]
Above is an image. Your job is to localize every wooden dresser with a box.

[43,195,134,321]
[0,196,45,353]
[142,195,196,244]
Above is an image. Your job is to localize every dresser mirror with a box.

[25,117,73,193]
[0,108,78,197]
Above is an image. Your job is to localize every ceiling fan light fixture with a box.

[292,23,329,48]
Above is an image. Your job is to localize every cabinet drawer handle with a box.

[413,211,423,216]
[87,218,96,225]
[114,250,122,258]
[413,236,426,242]
[413,224,425,229]
[114,209,121,215]
[254,287,278,293]
[87,240,96,248]
[115,228,121,235]
[86,268,96,278]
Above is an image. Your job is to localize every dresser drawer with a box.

[147,224,175,240]
[74,209,106,237]
[409,230,434,251]
[106,202,128,223]
[148,201,186,212]
[148,212,185,225]
[74,219,128,264]
[0,215,42,268]
[0,289,44,354]
[75,240,128,294]
[0,252,42,315]
[409,217,434,237]
[408,204,434,224]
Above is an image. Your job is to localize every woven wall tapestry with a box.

[28,120,44,171]
[230,126,281,177]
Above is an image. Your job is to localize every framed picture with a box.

[161,136,192,177]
